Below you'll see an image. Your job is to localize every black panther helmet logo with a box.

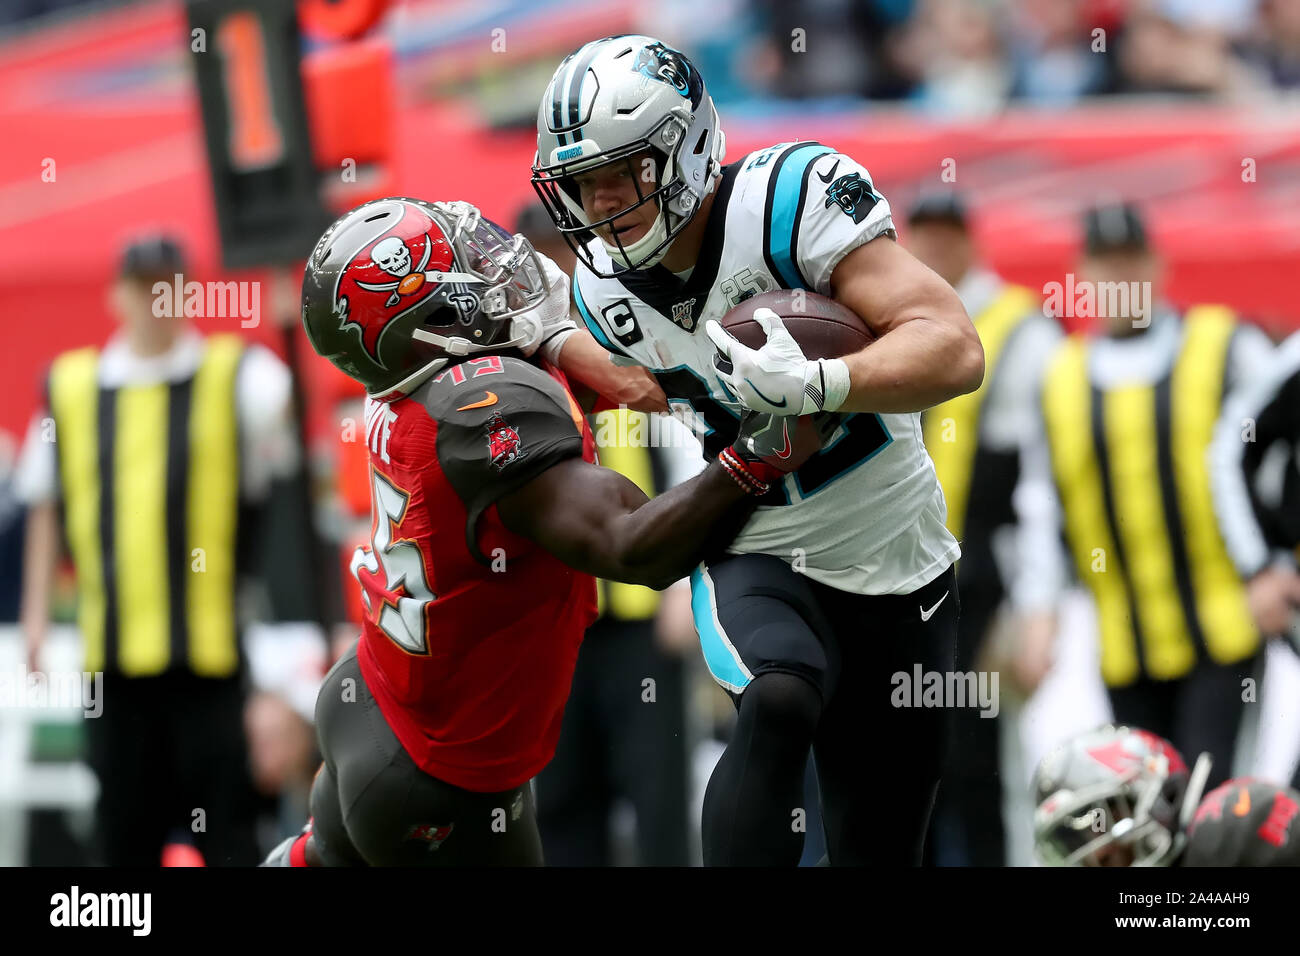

[632,42,704,110]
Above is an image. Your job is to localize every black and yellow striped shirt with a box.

[47,335,248,678]
[1041,308,1263,685]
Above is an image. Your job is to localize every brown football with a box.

[719,290,874,360]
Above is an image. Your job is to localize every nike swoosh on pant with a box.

[919,591,949,622]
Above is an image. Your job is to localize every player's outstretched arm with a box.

[497,411,827,590]
[519,250,668,413]
[497,456,754,591]
[827,236,984,413]
[553,329,669,413]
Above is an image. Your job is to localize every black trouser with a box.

[925,575,1005,866]
[1107,650,1265,791]
[534,616,690,866]
[693,554,959,866]
[309,642,543,866]
[87,671,259,867]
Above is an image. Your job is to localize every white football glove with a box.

[516,249,578,364]
[705,308,851,415]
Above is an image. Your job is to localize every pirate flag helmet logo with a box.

[301,197,552,401]
[337,200,458,363]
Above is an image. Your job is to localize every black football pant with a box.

[534,616,690,866]
[1106,650,1265,792]
[693,554,959,866]
[87,671,259,866]
[925,576,1006,866]
[308,641,543,866]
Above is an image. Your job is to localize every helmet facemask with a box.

[1033,745,1208,867]
[409,202,551,360]
[533,106,719,277]
[1036,775,1174,867]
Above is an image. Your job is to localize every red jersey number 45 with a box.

[350,470,436,655]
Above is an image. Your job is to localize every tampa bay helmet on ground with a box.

[531,35,726,276]
[1032,724,1212,867]
[302,197,551,400]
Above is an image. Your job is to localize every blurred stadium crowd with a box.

[7,0,1300,108]
[0,0,1298,867]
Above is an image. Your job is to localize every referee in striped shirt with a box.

[16,236,298,865]
[1012,203,1276,791]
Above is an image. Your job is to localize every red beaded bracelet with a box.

[718,446,771,497]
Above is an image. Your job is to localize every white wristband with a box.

[818,358,852,412]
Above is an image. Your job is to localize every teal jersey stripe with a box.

[690,564,752,694]
[573,277,627,357]
[765,143,835,291]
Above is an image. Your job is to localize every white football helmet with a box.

[531,35,726,277]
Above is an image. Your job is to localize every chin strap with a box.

[601,207,672,270]
[410,328,475,355]
[411,312,541,358]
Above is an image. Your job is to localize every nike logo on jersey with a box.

[457,392,498,411]
[816,159,841,184]
[744,379,788,409]
[920,591,949,622]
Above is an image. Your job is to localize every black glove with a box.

[731,410,840,479]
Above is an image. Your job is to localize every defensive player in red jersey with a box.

[262,197,830,866]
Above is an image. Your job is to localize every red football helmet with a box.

[1032,724,1212,867]
[302,197,551,400]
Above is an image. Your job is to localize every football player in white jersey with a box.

[531,36,985,865]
